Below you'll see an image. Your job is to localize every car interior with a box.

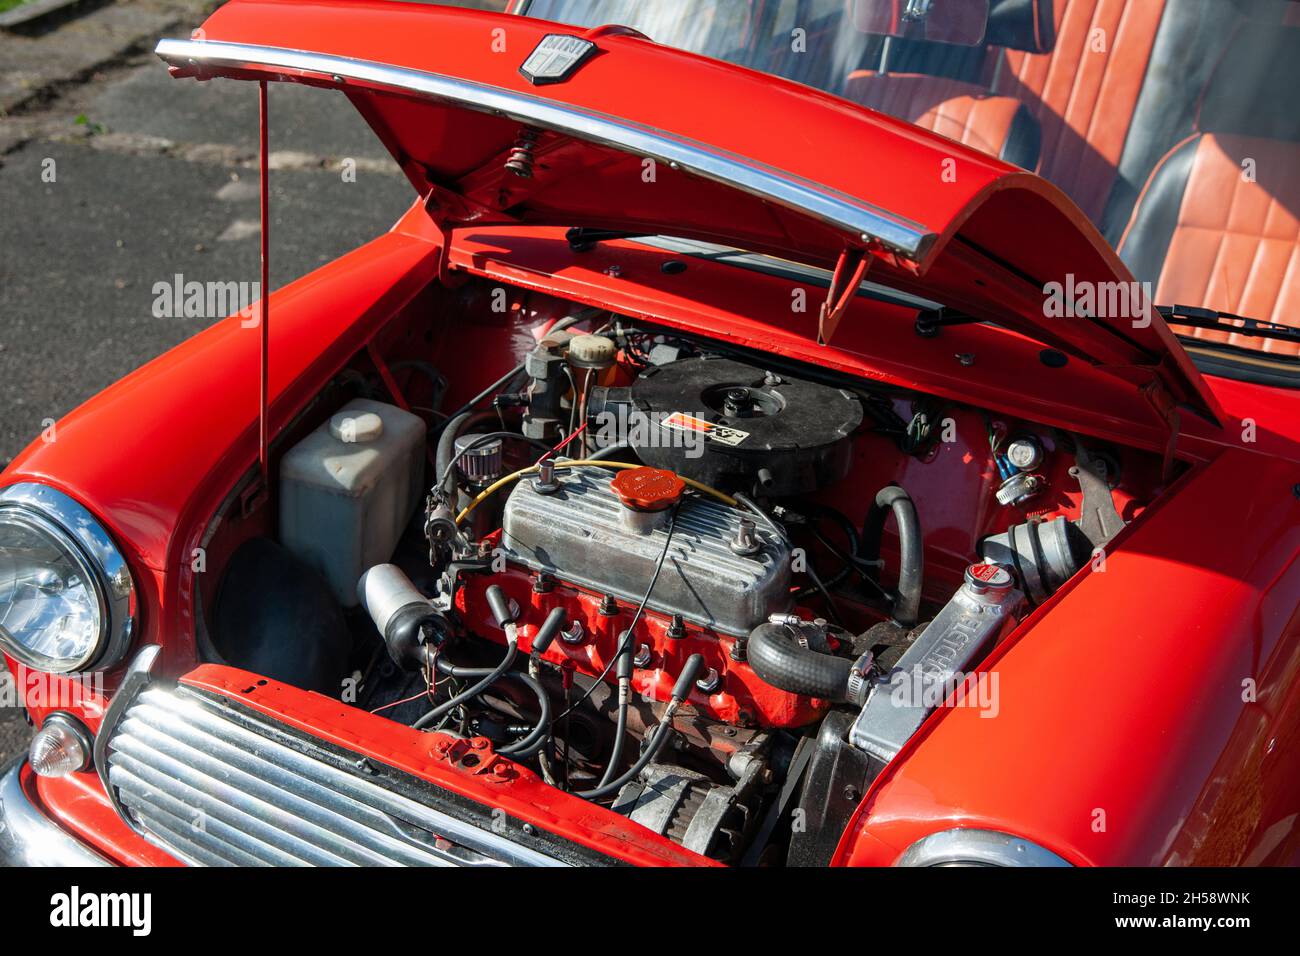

[838,0,1300,357]
[522,0,1300,360]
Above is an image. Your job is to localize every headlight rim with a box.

[894,827,1073,867]
[0,482,136,674]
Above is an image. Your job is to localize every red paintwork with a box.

[2,0,1299,866]
[174,0,1218,423]
[835,447,1300,866]
[438,225,1248,464]
[33,768,181,867]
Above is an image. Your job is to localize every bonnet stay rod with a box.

[818,245,869,346]
[258,79,270,487]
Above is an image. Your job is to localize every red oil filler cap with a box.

[610,466,685,512]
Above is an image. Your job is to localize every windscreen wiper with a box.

[1157,304,1300,346]
[565,226,653,251]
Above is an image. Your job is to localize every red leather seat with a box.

[839,0,1056,168]
[842,71,1041,167]
[991,0,1168,223]
[1117,21,1300,356]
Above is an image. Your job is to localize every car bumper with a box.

[0,757,112,866]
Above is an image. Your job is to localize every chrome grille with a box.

[103,685,568,867]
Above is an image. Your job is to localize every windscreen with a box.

[522,0,1300,358]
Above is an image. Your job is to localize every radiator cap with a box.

[964,562,1014,594]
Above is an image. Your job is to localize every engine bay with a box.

[198,283,1166,865]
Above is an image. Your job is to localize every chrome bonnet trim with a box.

[153,38,934,260]
[0,758,112,866]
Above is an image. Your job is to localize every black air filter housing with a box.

[592,357,863,498]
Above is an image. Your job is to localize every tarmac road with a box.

[0,31,422,762]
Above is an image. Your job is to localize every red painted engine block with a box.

[457,567,827,728]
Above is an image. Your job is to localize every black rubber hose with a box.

[746,621,853,701]
[793,505,861,598]
[814,504,861,563]
[808,525,891,600]
[598,695,630,787]
[861,485,923,628]
[413,644,518,729]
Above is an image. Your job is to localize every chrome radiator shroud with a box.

[498,466,793,636]
[100,683,619,867]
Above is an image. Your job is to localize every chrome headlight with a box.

[895,829,1072,867]
[0,483,135,673]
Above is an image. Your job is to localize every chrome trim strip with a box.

[104,685,567,867]
[895,828,1073,867]
[153,38,934,259]
[0,758,112,866]
[93,643,161,817]
[0,482,137,674]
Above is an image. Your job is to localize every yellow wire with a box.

[454,459,737,525]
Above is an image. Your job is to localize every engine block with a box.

[497,466,791,637]
[457,567,824,728]
[455,467,822,727]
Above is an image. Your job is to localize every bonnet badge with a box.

[520,34,597,85]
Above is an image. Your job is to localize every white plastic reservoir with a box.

[279,398,425,607]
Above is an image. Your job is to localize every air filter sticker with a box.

[662,412,750,447]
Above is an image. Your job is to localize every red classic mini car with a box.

[2,0,1299,868]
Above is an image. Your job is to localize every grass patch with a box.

[0,0,33,12]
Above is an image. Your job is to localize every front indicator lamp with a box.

[29,713,94,778]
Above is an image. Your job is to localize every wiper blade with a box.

[913,306,986,337]
[1157,304,1300,345]
[565,226,652,251]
